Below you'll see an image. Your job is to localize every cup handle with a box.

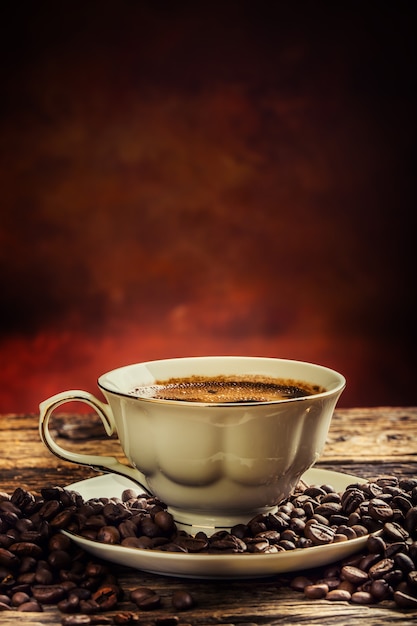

[39,390,152,495]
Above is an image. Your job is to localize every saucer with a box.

[64,468,367,579]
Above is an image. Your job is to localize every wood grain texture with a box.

[1,407,417,625]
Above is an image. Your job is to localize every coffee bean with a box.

[368,558,395,579]
[315,502,342,517]
[325,589,352,601]
[50,508,75,529]
[394,589,417,608]
[351,590,374,604]
[35,566,54,585]
[91,585,119,611]
[369,498,394,522]
[48,549,73,570]
[304,583,329,599]
[171,589,194,610]
[38,499,62,520]
[341,565,369,585]
[32,583,67,604]
[305,522,335,545]
[394,552,415,574]
[154,510,176,534]
[0,546,20,569]
[11,590,31,606]
[96,525,120,545]
[366,534,386,554]
[177,536,209,552]
[405,506,417,537]
[130,586,161,609]
[369,578,391,600]
[2,475,417,617]
[341,488,366,514]
[383,521,410,541]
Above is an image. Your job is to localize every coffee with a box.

[128,375,326,403]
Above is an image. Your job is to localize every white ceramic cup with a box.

[39,356,345,531]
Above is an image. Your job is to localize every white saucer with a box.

[64,468,367,579]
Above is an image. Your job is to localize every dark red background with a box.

[1,2,415,412]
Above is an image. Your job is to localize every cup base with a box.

[169,505,279,535]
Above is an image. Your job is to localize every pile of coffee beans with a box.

[1,474,416,622]
[0,486,195,624]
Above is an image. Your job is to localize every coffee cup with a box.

[39,356,345,531]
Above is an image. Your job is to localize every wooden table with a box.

[1,407,416,625]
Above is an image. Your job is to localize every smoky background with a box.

[0,1,415,412]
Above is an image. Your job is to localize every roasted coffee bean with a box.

[32,583,67,604]
[336,525,357,541]
[58,593,81,613]
[96,525,120,545]
[11,590,31,606]
[176,536,209,552]
[383,521,409,541]
[10,488,35,511]
[351,590,374,604]
[394,589,417,608]
[394,552,415,573]
[369,578,391,600]
[385,569,405,586]
[171,589,194,610]
[91,585,119,610]
[49,533,72,552]
[326,589,352,601]
[154,510,176,534]
[0,546,19,569]
[50,508,75,529]
[38,499,62,520]
[118,520,138,540]
[341,565,369,585]
[358,552,381,572]
[368,558,395,579]
[48,549,72,570]
[369,498,394,522]
[366,534,386,554]
[405,506,417,537]
[35,566,54,585]
[304,583,329,599]
[18,600,43,612]
[341,488,366,514]
[305,522,335,545]
[408,570,417,588]
[79,598,101,614]
[315,501,342,517]
[130,586,161,610]
[304,486,327,498]
[140,517,162,539]
[351,524,370,537]
[123,535,154,549]
[0,594,11,605]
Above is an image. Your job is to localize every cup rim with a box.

[97,356,346,407]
